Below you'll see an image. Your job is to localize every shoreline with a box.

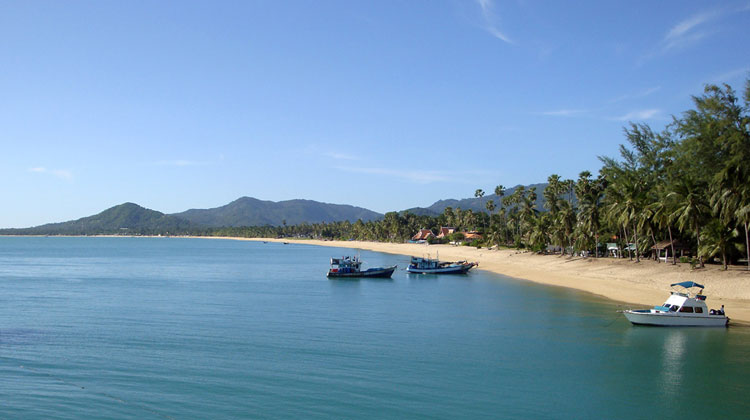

[4,234,749,324]
[238,237,750,325]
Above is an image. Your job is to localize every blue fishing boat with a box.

[406,256,477,274]
[327,256,396,278]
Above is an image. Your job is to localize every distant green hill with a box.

[424,183,549,214]
[172,197,383,227]
[0,185,555,235]
[399,207,440,217]
[0,203,195,235]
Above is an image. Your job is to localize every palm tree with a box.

[604,172,647,262]
[495,185,505,200]
[442,206,455,228]
[528,213,551,251]
[574,172,605,258]
[544,175,563,215]
[475,189,486,231]
[699,220,737,270]
[645,186,678,264]
[669,176,711,268]
[557,201,576,256]
[543,175,568,255]
[519,187,538,245]
[712,169,750,270]
[486,200,496,215]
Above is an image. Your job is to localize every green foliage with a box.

[473,78,750,267]
[449,232,465,242]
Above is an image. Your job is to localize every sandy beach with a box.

[237,237,750,325]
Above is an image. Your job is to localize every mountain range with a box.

[405,183,548,215]
[0,203,195,236]
[0,184,549,234]
[173,197,382,227]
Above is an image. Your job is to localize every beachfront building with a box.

[436,227,456,239]
[651,240,690,262]
[463,231,483,241]
[411,229,435,242]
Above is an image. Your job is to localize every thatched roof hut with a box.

[651,239,690,261]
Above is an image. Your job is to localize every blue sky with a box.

[1,0,749,228]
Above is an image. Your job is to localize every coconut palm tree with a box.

[528,212,551,251]
[669,176,711,268]
[519,187,538,245]
[475,189,486,231]
[712,167,750,270]
[645,185,678,264]
[486,199,496,215]
[557,200,576,256]
[699,220,738,270]
[574,172,606,258]
[604,172,647,262]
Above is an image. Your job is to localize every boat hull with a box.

[406,264,474,274]
[623,310,728,327]
[327,265,397,278]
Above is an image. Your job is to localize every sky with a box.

[1,0,749,228]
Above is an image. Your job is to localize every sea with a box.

[1,237,749,419]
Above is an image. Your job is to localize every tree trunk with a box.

[745,222,749,271]
[624,225,632,260]
[634,222,640,263]
[651,231,658,262]
[723,251,727,271]
[668,226,676,265]
[696,224,704,268]
[594,233,599,259]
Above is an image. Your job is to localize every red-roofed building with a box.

[463,231,483,241]
[436,227,456,239]
[411,229,435,241]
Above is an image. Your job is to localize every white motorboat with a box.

[623,281,729,327]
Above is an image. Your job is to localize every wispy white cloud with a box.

[28,167,73,180]
[335,166,452,184]
[153,159,210,167]
[476,0,513,44]
[323,152,359,161]
[539,109,589,117]
[639,6,748,65]
[663,10,720,50]
[609,86,661,103]
[709,66,750,84]
[661,4,750,52]
[612,109,661,121]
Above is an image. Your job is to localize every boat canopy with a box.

[670,281,705,289]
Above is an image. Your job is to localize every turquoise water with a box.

[1,237,749,419]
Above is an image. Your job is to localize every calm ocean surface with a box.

[1,237,749,419]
